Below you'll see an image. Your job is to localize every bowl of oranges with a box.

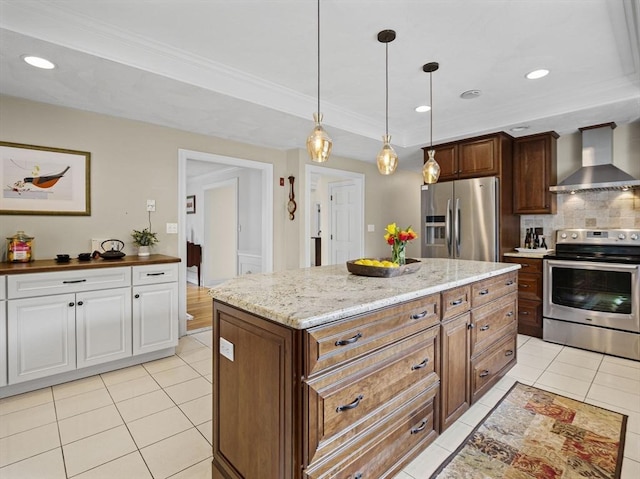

[346,257,421,278]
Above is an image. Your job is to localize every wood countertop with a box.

[0,254,180,275]
[209,258,520,330]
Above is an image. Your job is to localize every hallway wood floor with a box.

[186,282,213,331]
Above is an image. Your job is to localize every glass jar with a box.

[7,230,34,262]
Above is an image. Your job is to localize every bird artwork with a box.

[23,166,70,188]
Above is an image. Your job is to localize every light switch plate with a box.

[166,223,178,234]
[220,337,234,361]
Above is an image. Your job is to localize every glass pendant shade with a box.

[423,149,441,184]
[306,112,332,163]
[377,134,398,175]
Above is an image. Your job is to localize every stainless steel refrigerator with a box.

[421,176,499,261]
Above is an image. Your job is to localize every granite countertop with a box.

[503,250,553,259]
[209,258,520,330]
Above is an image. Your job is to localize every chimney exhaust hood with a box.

[550,123,640,194]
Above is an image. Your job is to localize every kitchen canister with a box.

[7,230,34,262]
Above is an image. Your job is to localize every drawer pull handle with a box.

[467,323,475,329]
[479,325,490,331]
[519,283,530,288]
[410,419,428,434]
[506,311,514,317]
[135,294,140,299]
[336,394,363,412]
[505,280,514,286]
[450,299,463,306]
[68,302,75,307]
[521,311,530,315]
[354,474,363,479]
[411,310,428,320]
[521,263,530,267]
[411,359,429,371]
[479,370,490,378]
[335,332,362,346]
[505,350,514,356]
[146,272,165,276]
[63,279,87,284]
[77,301,83,306]
[479,289,489,296]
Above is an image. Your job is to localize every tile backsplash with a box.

[519,190,639,248]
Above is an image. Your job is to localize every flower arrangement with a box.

[131,227,159,247]
[384,223,418,265]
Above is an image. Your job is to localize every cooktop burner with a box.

[545,229,640,263]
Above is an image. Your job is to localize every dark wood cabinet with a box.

[513,131,558,214]
[426,132,512,182]
[440,311,470,432]
[503,257,543,338]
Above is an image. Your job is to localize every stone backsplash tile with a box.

[519,190,639,248]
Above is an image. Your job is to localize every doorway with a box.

[178,149,273,336]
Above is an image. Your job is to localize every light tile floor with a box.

[0,333,638,478]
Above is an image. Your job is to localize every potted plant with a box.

[131,227,158,256]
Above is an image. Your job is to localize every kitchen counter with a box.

[504,250,552,259]
[0,254,180,274]
[209,257,520,329]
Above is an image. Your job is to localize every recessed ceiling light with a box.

[510,126,530,132]
[460,90,481,100]
[415,105,431,113]
[22,55,56,70]
[525,69,549,80]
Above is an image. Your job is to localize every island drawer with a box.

[305,293,439,377]
[304,383,438,479]
[470,332,517,403]
[470,292,517,357]
[441,285,471,321]
[305,326,439,464]
[471,271,517,308]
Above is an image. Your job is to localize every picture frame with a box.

[0,141,91,216]
[186,195,196,214]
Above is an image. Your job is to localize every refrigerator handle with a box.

[445,198,452,256]
[454,198,461,257]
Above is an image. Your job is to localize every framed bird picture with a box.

[0,141,91,215]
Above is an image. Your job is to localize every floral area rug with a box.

[431,382,627,479]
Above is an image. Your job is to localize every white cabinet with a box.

[132,264,178,355]
[8,294,76,383]
[77,288,132,369]
[1,276,7,387]
[7,268,132,384]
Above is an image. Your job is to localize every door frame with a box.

[178,149,274,336]
[304,165,364,267]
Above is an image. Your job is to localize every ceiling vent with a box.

[550,123,640,193]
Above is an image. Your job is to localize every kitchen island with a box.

[209,258,520,479]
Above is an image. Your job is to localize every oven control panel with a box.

[556,229,640,245]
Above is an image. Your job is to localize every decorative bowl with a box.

[346,258,421,278]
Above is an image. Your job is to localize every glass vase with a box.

[392,242,406,266]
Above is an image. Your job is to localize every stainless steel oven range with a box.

[543,228,640,361]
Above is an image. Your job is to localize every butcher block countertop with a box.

[209,258,520,330]
[0,254,180,275]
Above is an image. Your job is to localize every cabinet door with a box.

[440,312,470,432]
[428,145,457,181]
[458,137,500,178]
[513,132,558,214]
[132,282,178,355]
[77,287,132,368]
[0,300,6,387]
[8,294,76,383]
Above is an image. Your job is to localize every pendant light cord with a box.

[317,0,321,117]
[385,42,389,136]
[429,71,433,148]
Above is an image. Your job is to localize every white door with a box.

[132,282,179,355]
[8,294,76,384]
[0,300,6,387]
[329,181,362,264]
[206,179,238,283]
[76,287,132,368]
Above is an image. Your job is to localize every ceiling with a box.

[1,0,639,173]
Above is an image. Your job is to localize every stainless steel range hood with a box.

[550,123,640,193]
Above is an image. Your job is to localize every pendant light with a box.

[422,62,441,184]
[376,29,398,175]
[306,0,332,163]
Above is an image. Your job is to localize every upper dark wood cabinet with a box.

[424,132,513,182]
[513,131,559,214]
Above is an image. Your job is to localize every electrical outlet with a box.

[220,337,234,361]
[367,224,375,232]
[146,199,156,212]
[91,238,107,252]
[166,223,178,234]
